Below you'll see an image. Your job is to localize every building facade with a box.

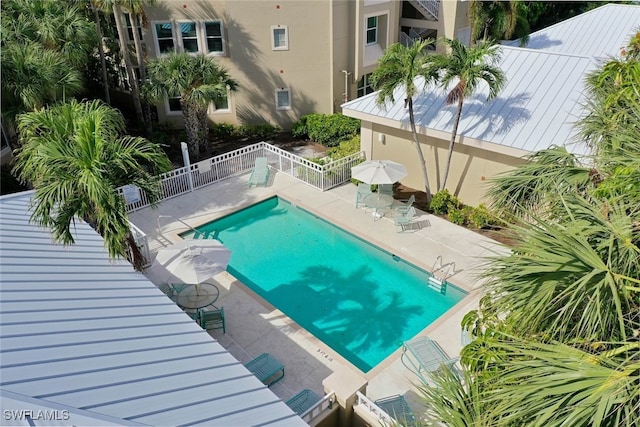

[142,0,469,129]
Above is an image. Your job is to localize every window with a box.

[178,22,199,53]
[271,25,289,50]
[357,73,374,97]
[213,91,229,111]
[125,13,143,41]
[275,89,291,110]
[366,16,378,44]
[167,97,182,113]
[204,21,224,54]
[154,22,174,54]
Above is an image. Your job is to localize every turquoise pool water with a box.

[185,197,466,372]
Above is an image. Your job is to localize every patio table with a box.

[363,194,394,219]
[175,282,220,310]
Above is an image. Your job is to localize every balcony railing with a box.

[415,0,439,20]
[300,391,337,425]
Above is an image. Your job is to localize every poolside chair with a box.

[199,307,225,333]
[286,389,322,416]
[401,336,460,385]
[375,395,417,427]
[378,183,393,197]
[245,353,285,387]
[356,183,373,208]
[395,194,415,215]
[248,157,270,187]
[394,206,416,231]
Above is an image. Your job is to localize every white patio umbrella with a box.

[151,239,231,284]
[351,160,408,185]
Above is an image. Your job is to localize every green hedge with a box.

[210,122,281,141]
[291,113,360,147]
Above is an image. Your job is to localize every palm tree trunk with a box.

[408,98,432,204]
[130,12,153,135]
[112,3,144,125]
[440,96,464,191]
[125,232,146,271]
[182,103,201,158]
[92,3,111,104]
[196,107,209,155]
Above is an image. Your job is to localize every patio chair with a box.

[395,194,415,215]
[378,183,393,197]
[401,336,460,385]
[356,183,373,208]
[248,157,270,187]
[375,394,417,427]
[394,206,416,231]
[245,353,285,387]
[286,389,322,416]
[198,307,225,333]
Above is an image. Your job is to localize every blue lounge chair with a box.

[286,389,322,416]
[375,395,417,426]
[356,183,373,208]
[401,336,460,384]
[245,353,285,386]
[248,157,270,187]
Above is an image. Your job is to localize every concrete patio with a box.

[129,169,507,412]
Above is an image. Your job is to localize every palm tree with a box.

[1,42,83,117]
[370,40,438,203]
[469,0,522,43]
[90,0,111,104]
[143,53,238,158]
[428,38,505,191]
[12,100,171,269]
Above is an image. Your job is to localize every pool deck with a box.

[129,171,508,410]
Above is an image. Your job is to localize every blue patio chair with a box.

[248,157,270,187]
[378,183,393,197]
[375,394,417,427]
[286,389,322,416]
[356,183,373,208]
[394,206,416,231]
[199,307,225,333]
[395,194,415,215]
[245,353,285,387]
[401,336,460,384]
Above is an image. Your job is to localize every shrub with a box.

[300,113,360,147]
[430,189,461,215]
[448,206,471,226]
[236,123,281,140]
[469,204,497,229]
[210,122,236,140]
[327,135,361,159]
[291,115,310,139]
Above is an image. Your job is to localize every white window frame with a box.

[125,13,143,42]
[271,25,289,51]
[203,20,225,55]
[357,73,374,97]
[152,21,175,55]
[176,21,201,54]
[365,16,378,45]
[209,88,231,113]
[275,88,291,110]
[164,97,183,116]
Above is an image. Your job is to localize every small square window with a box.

[167,97,182,112]
[366,16,378,44]
[271,25,289,51]
[179,22,199,53]
[154,22,175,54]
[276,89,291,110]
[214,92,229,111]
[205,21,224,54]
[357,73,375,98]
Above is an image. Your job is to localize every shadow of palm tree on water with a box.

[268,265,424,370]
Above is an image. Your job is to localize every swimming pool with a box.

[184,197,466,372]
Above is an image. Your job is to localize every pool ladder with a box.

[156,215,218,240]
[429,256,456,294]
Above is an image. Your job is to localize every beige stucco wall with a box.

[361,122,526,206]
[400,0,469,53]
